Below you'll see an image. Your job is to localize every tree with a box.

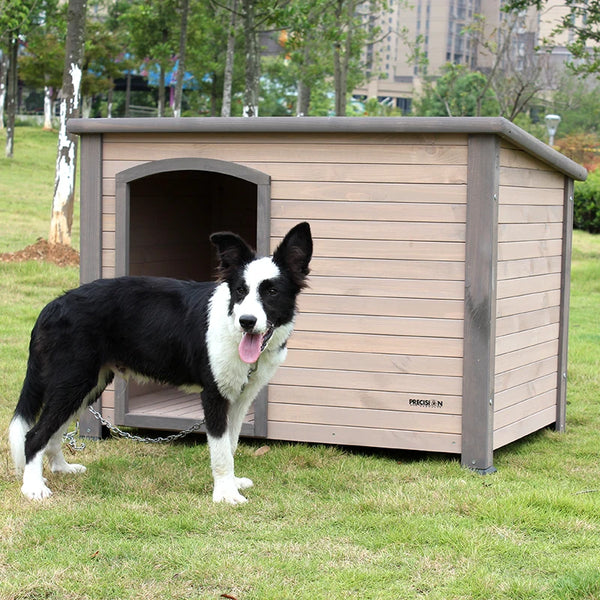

[173,0,190,118]
[121,0,180,117]
[18,2,66,129]
[414,63,499,117]
[1,0,38,156]
[504,0,600,77]
[49,0,87,246]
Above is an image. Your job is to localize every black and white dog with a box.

[9,222,312,504]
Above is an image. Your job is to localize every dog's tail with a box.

[9,349,45,474]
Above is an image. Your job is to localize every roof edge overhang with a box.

[68,116,587,181]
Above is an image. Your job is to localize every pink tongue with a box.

[239,332,264,364]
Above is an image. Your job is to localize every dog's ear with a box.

[273,222,313,289]
[210,232,255,280]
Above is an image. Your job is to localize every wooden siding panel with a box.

[496,290,561,318]
[268,403,461,434]
[271,200,466,222]
[495,306,560,337]
[495,340,558,375]
[499,186,563,205]
[268,384,461,414]
[267,421,461,453]
[283,349,462,376]
[497,239,562,261]
[493,406,556,449]
[298,294,464,319]
[271,181,467,203]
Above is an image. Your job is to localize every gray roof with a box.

[68,116,587,181]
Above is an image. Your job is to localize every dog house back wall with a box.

[69,117,586,472]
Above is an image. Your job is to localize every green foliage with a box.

[574,169,600,233]
[414,63,499,117]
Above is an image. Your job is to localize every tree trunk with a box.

[43,86,54,130]
[158,64,166,117]
[221,0,238,117]
[125,71,131,117]
[5,34,19,158]
[173,0,189,118]
[242,0,259,117]
[0,50,9,130]
[49,0,87,246]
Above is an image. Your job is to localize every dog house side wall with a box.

[493,143,571,449]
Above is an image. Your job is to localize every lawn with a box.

[0,127,599,600]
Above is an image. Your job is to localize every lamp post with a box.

[545,114,561,146]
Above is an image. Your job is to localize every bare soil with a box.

[0,238,80,267]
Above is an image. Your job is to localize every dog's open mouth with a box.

[238,324,274,364]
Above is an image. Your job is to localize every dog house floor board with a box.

[125,388,254,434]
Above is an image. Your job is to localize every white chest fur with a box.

[206,283,293,404]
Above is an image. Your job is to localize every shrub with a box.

[574,168,600,233]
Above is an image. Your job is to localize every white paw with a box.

[51,462,86,474]
[213,481,248,505]
[235,477,253,490]
[22,481,53,501]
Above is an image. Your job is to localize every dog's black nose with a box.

[239,315,257,331]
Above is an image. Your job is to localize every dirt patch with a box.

[0,238,80,267]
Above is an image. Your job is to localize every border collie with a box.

[9,222,312,504]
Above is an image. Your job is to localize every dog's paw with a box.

[50,462,86,475]
[22,481,53,501]
[234,477,253,490]
[213,481,248,505]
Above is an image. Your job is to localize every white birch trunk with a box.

[50,63,82,246]
[0,51,8,130]
[43,86,53,130]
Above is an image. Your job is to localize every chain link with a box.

[63,406,206,447]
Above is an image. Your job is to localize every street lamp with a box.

[545,114,561,146]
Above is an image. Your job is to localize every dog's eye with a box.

[267,287,278,296]
[235,285,248,299]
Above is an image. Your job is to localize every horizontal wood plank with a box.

[295,313,464,338]
[497,256,562,280]
[499,166,564,189]
[272,218,466,242]
[494,391,557,430]
[494,356,558,393]
[102,140,469,165]
[268,403,461,434]
[268,384,462,414]
[306,275,465,300]
[494,373,556,410]
[298,294,464,319]
[266,421,461,453]
[497,239,562,261]
[282,238,466,261]
[271,200,466,223]
[283,349,463,376]
[271,181,467,203]
[493,405,556,449]
[288,330,463,357]
[495,339,558,374]
[272,366,463,395]
[495,306,560,337]
[498,185,564,206]
[310,257,465,281]
[496,289,561,318]
[498,204,563,224]
[497,222,563,242]
[496,273,561,299]
[495,323,559,356]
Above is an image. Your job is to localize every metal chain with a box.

[84,405,205,445]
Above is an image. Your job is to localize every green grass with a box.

[0,127,80,252]
[1,127,599,599]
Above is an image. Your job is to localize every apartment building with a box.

[354,0,576,113]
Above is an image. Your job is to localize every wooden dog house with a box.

[69,116,586,473]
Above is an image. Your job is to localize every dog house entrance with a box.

[112,158,271,438]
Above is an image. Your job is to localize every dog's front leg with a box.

[207,432,248,505]
[203,387,249,505]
